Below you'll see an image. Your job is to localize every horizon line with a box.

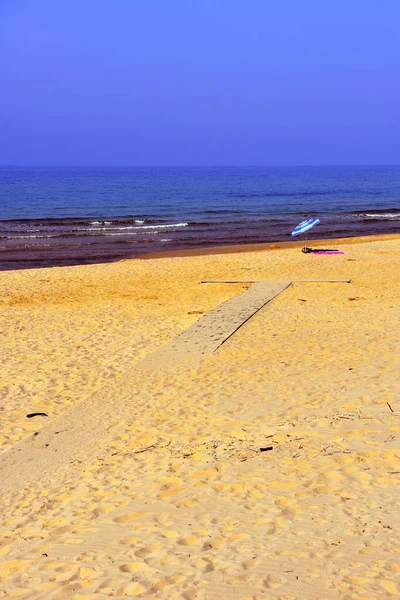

[1,164,400,169]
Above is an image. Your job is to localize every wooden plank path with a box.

[141,280,292,368]
[0,277,350,491]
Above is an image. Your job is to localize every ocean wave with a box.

[136,222,188,229]
[78,226,142,232]
[81,222,189,232]
[228,189,365,199]
[89,219,147,225]
[363,207,400,214]
[346,207,400,215]
[359,213,400,220]
[78,223,186,231]
[1,234,60,239]
[97,232,140,236]
[0,217,156,227]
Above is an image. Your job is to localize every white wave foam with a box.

[101,232,138,236]
[82,231,160,236]
[89,220,144,226]
[8,235,57,239]
[14,228,42,232]
[77,227,139,231]
[362,213,400,220]
[137,222,188,229]
[78,223,188,231]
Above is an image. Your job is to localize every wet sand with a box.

[0,234,399,599]
[138,232,400,260]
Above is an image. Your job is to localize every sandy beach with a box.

[0,234,399,599]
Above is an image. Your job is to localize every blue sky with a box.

[1,0,400,165]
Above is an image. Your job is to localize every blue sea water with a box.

[0,166,399,269]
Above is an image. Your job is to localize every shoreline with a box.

[1,231,399,272]
[138,232,400,261]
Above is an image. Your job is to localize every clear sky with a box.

[1,0,400,166]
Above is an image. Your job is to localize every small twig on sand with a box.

[133,445,156,454]
[384,435,395,444]
[132,440,171,455]
[314,445,331,458]
[292,444,304,458]
[387,402,395,413]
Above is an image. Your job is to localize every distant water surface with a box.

[0,166,399,269]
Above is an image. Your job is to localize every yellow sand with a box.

[0,235,399,599]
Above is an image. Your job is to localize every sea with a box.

[1,166,399,270]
